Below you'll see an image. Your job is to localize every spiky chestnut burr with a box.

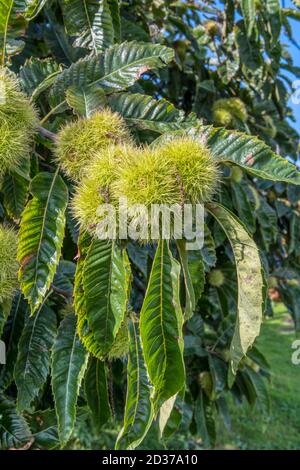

[54,109,130,181]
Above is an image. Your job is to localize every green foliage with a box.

[49,41,174,107]
[84,357,111,431]
[116,318,153,450]
[80,239,131,358]
[0,0,299,451]
[17,172,68,314]
[207,203,264,373]
[51,313,88,447]
[15,305,57,411]
[0,396,32,450]
[60,0,115,53]
[140,240,185,412]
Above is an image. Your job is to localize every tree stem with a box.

[37,125,57,142]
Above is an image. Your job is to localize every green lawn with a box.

[216,304,300,450]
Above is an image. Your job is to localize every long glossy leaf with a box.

[0,397,33,450]
[18,172,68,314]
[15,305,57,411]
[240,0,256,36]
[116,319,153,450]
[140,240,185,412]
[20,57,61,99]
[66,85,106,117]
[49,41,174,107]
[107,0,120,41]
[26,409,59,450]
[23,0,49,19]
[1,160,30,220]
[207,203,263,373]
[61,0,114,53]
[176,239,196,320]
[109,93,197,133]
[265,0,282,43]
[51,313,88,446]
[83,239,131,357]
[195,390,216,448]
[188,250,205,306]
[244,366,270,414]
[201,126,300,184]
[84,357,111,431]
[74,231,104,358]
[230,181,256,234]
[159,390,185,441]
[0,291,27,391]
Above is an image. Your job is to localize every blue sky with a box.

[284,0,300,132]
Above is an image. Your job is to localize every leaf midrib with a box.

[1,0,14,65]
[82,0,97,52]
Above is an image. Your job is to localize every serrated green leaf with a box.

[49,41,174,108]
[230,181,256,234]
[20,58,62,100]
[207,203,263,374]
[116,319,153,450]
[257,197,278,250]
[195,389,216,448]
[201,126,300,184]
[239,0,256,37]
[1,161,30,220]
[66,85,106,117]
[288,210,300,255]
[26,409,59,450]
[17,172,68,314]
[109,92,197,133]
[176,239,204,320]
[107,0,120,41]
[83,239,131,358]
[61,0,114,53]
[265,0,282,43]
[14,305,57,411]
[0,291,28,391]
[159,389,185,441]
[0,397,33,450]
[23,0,49,20]
[188,250,205,306]
[140,240,185,412]
[244,365,270,414]
[51,313,88,446]
[84,357,111,431]
[208,354,227,397]
[74,231,102,358]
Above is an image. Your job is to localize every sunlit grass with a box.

[216,304,300,450]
